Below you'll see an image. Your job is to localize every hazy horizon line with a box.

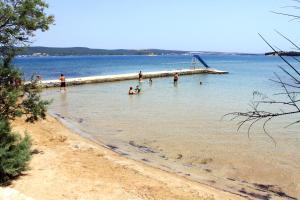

[28,46,264,54]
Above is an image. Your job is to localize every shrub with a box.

[0,120,31,184]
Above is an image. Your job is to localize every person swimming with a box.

[135,85,141,93]
[149,78,152,84]
[128,86,135,95]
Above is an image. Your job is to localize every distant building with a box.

[32,52,49,57]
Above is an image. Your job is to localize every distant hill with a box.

[17,47,189,56]
[16,46,261,56]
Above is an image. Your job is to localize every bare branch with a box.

[274,30,300,50]
[269,79,300,88]
[277,65,300,84]
[274,73,300,111]
[226,5,300,144]
[271,11,300,19]
[262,118,277,146]
[259,34,300,77]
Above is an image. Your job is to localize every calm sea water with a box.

[14,54,288,81]
[16,55,300,198]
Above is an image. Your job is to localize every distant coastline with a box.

[16,46,262,57]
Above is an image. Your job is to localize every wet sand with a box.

[3,115,245,200]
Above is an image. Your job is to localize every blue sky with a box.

[33,0,300,53]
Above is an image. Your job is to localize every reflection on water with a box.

[59,91,68,115]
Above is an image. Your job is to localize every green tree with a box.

[0,0,54,184]
[0,0,54,66]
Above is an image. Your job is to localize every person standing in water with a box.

[59,74,66,91]
[174,73,179,84]
[138,71,143,82]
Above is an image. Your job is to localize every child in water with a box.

[135,85,141,93]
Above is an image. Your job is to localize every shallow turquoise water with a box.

[19,55,300,198]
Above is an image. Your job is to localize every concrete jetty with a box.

[40,68,228,88]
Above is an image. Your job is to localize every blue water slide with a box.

[193,55,210,68]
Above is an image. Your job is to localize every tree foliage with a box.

[0,0,54,66]
[0,120,31,184]
[0,65,49,122]
[0,0,54,184]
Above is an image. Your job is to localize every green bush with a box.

[0,120,31,184]
[0,0,53,185]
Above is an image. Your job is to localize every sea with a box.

[14,55,300,199]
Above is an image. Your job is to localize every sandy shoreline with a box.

[1,115,245,200]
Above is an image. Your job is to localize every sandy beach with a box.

[1,0,299,199]
[0,115,245,200]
